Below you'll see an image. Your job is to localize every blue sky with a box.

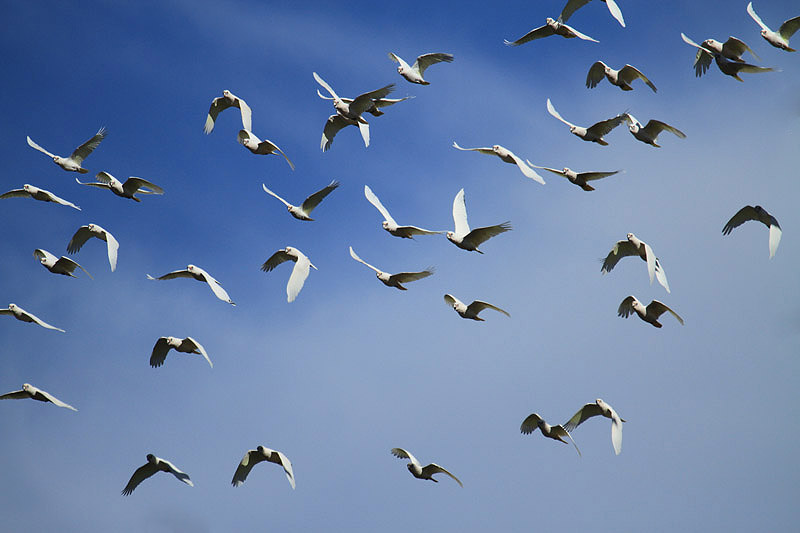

[2,0,799,530]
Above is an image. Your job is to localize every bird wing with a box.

[558,0,591,22]
[237,128,257,146]
[69,127,106,164]
[526,162,567,177]
[121,462,159,495]
[351,84,395,116]
[313,72,340,100]
[102,229,119,272]
[654,259,671,293]
[55,256,93,279]
[601,240,637,274]
[616,296,637,319]
[722,205,759,235]
[452,141,494,155]
[587,114,627,138]
[0,188,28,199]
[16,308,65,332]
[618,65,657,92]
[693,48,714,77]
[261,250,293,272]
[236,97,252,132]
[67,226,94,254]
[520,413,543,434]
[563,403,603,432]
[390,448,421,469]
[321,114,349,152]
[36,387,78,411]
[357,121,370,148]
[349,246,381,274]
[466,300,510,318]
[396,225,444,237]
[26,136,57,159]
[746,2,770,32]
[610,413,623,455]
[643,242,657,284]
[268,450,296,489]
[387,52,412,72]
[546,98,577,129]
[647,300,684,325]
[263,139,294,170]
[372,96,413,108]
[123,177,165,196]
[723,37,759,60]
[148,269,193,281]
[642,120,686,139]
[286,254,313,303]
[364,185,397,225]
[422,464,463,487]
[580,170,621,182]
[779,16,800,40]
[507,151,545,184]
[204,96,234,134]
[301,180,339,214]
[464,222,512,248]
[604,0,625,27]
[443,294,461,308]
[231,449,264,486]
[390,268,434,284]
[182,337,212,368]
[551,425,582,456]
[413,52,454,76]
[44,190,81,209]
[33,248,56,263]
[563,23,599,42]
[197,270,234,305]
[158,458,194,486]
[451,188,470,237]
[0,389,28,400]
[504,24,554,46]
[732,62,776,76]
[585,61,607,88]
[150,337,171,368]
[769,223,782,259]
[316,89,352,103]
[261,184,291,208]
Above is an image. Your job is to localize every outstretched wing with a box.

[616,296,637,319]
[261,184,291,207]
[562,22,599,42]
[150,337,172,368]
[147,269,193,281]
[67,226,94,254]
[313,72,340,100]
[451,188,470,237]
[601,240,637,273]
[746,2,770,32]
[123,177,164,196]
[267,450,296,490]
[349,246,381,274]
[390,268,434,284]
[722,36,759,60]
[159,458,194,487]
[722,205,759,235]
[0,188,29,199]
[197,270,234,305]
[779,16,800,40]
[364,185,397,225]
[587,114,627,138]
[580,170,620,182]
[413,52,454,76]
[647,300,684,325]
[585,61,607,88]
[26,136,57,158]
[261,250,293,272]
[321,114,350,152]
[466,300,510,318]
[558,0,591,22]
[286,255,313,303]
[351,84,395,116]
[551,425,582,456]
[504,24,554,46]
[301,180,339,214]
[121,462,159,495]
[618,65,657,92]
[15,307,65,332]
[463,222,512,248]
[387,52,412,72]
[390,448,421,470]
[452,141,494,155]
[642,120,686,140]
[70,127,106,164]
[520,413,543,434]
[182,337,212,368]
[205,95,234,134]
[55,256,93,279]
[546,98,576,129]
[36,387,78,411]
[421,464,463,487]
[563,402,603,432]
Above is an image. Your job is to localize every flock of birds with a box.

[2,0,796,495]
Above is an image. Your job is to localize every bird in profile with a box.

[520,413,581,456]
[564,399,625,455]
[679,33,759,77]
[76,171,164,202]
[237,130,295,170]
[452,142,545,184]
[747,2,800,52]
[67,224,119,272]
[617,296,684,328]
[527,162,620,191]
[33,249,92,279]
[585,61,657,92]
[349,247,434,290]
[546,99,626,145]
[558,0,625,27]
[205,90,252,134]
[316,90,413,117]
[121,454,193,495]
[681,33,775,81]
[0,184,81,210]
[147,264,235,305]
[601,233,670,292]
[443,294,510,321]
[390,448,463,487]
[0,383,77,411]
[26,127,106,173]
[0,303,65,332]
[262,181,339,221]
[623,113,686,147]
[150,336,212,368]
[505,18,598,46]
[261,247,317,303]
[446,188,511,253]
[388,52,454,84]
[722,205,781,259]
[232,446,295,489]
[364,185,443,239]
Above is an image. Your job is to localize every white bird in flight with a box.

[618,296,684,329]
[33,249,92,279]
[558,0,625,27]
[546,99,626,145]
[121,454,193,495]
[314,72,394,150]
[601,233,670,292]
[388,52,454,84]
[444,294,510,321]
[26,127,106,173]
[349,247,434,290]
[564,399,625,455]
[505,18,598,46]
[150,336,213,368]
[262,181,339,221]
[364,185,443,239]
[316,90,413,117]
[623,113,686,147]
[681,33,775,81]
[585,61,657,92]
[147,264,235,305]
[520,413,581,456]
[0,184,81,210]
[722,205,781,259]
[390,448,463,487]
[261,247,317,303]
[452,142,545,184]
[747,2,800,52]
[0,303,65,332]
[232,446,295,489]
[67,224,119,272]
[76,171,164,202]
[526,162,620,191]
[204,90,252,134]
[0,383,77,411]
[237,130,295,170]
[446,188,511,253]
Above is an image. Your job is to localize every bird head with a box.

[187,264,197,273]
[382,221,390,229]
[396,65,404,75]
[285,246,295,254]
[23,184,33,193]
[146,454,157,463]
[492,145,501,152]
[8,303,17,310]
[627,232,635,240]
[22,383,33,392]
[546,17,558,27]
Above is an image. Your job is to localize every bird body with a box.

[205,90,252,134]
[33,248,92,279]
[147,264,235,305]
[747,2,800,52]
[520,413,581,456]
[150,336,212,368]
[505,18,598,46]
[76,171,164,202]
[601,233,670,292]
[390,448,463,487]
[237,130,295,169]
[452,142,545,184]
[0,184,81,210]
[262,181,339,221]
[444,294,510,321]
[527,162,619,191]
[67,224,119,272]
[446,188,511,253]
[564,399,625,455]
[122,454,193,495]
[623,114,685,147]
[388,52,453,84]
[546,99,626,145]
[0,383,77,411]
[586,61,656,92]
[0,303,65,332]
[618,296,683,328]
[349,247,433,290]
[232,446,295,489]
[27,128,106,173]
[722,205,781,259]
[364,185,443,239]
[261,247,317,303]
